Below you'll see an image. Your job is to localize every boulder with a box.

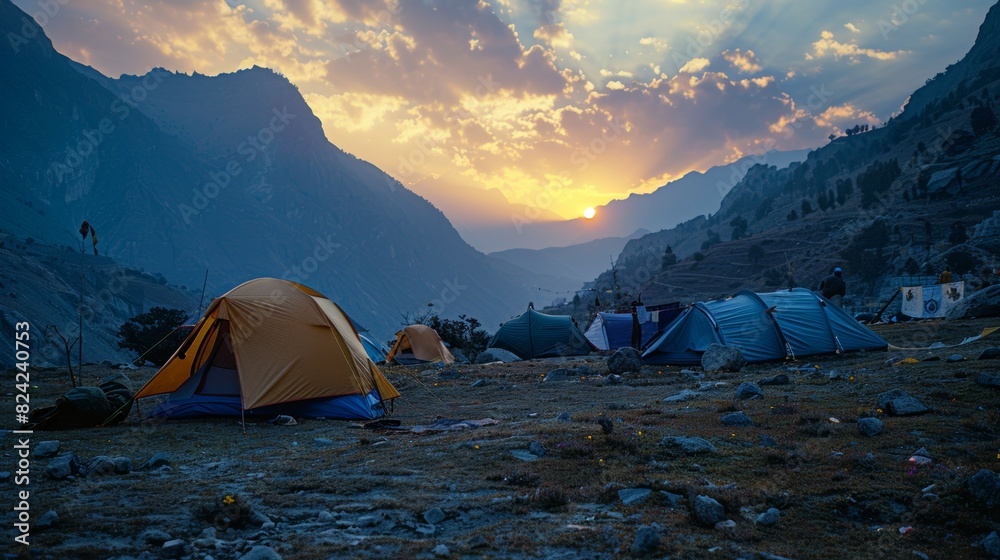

[475,348,521,364]
[967,469,1000,509]
[701,344,746,373]
[946,284,1000,319]
[630,524,661,556]
[977,372,1000,388]
[607,347,643,374]
[857,417,883,437]
[755,508,780,527]
[735,382,764,400]
[658,436,717,455]
[877,389,929,416]
[46,453,80,480]
[692,495,726,526]
[720,412,754,427]
[34,441,60,459]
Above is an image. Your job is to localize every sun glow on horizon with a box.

[583,207,596,219]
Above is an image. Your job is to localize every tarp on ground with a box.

[642,288,887,365]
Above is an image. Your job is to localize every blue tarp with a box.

[584,312,659,350]
[643,288,887,365]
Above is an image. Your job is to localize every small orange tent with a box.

[135,278,399,419]
[386,324,455,365]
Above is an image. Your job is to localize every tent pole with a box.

[241,408,246,435]
[869,289,900,324]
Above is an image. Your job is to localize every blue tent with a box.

[359,333,388,364]
[642,288,887,365]
[488,308,594,360]
[584,312,659,350]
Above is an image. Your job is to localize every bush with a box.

[424,314,490,360]
[117,307,189,366]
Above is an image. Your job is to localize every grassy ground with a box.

[2,318,999,559]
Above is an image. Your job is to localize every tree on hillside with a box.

[747,244,765,266]
[971,105,997,136]
[661,245,677,270]
[117,307,189,366]
[730,217,749,240]
[701,229,721,251]
[425,314,491,360]
[800,199,814,216]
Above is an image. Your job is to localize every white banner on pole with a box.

[901,281,964,318]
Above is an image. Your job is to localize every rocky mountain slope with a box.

[561,1,1000,317]
[0,0,553,340]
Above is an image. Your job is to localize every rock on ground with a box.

[143,452,171,470]
[46,453,80,480]
[977,372,1000,388]
[475,348,521,363]
[630,524,661,556]
[756,508,781,527]
[877,389,930,416]
[34,441,60,459]
[967,469,1000,509]
[692,495,726,526]
[759,374,790,386]
[701,344,746,373]
[658,436,717,455]
[607,347,642,374]
[982,531,1000,558]
[735,382,764,400]
[36,510,58,530]
[721,412,754,427]
[857,417,884,437]
[619,488,652,506]
[239,546,283,560]
[946,284,1000,319]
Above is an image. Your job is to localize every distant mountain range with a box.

[547,1,1000,320]
[0,0,562,341]
[481,148,810,251]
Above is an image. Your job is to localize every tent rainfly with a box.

[359,333,388,364]
[642,288,888,365]
[584,312,659,351]
[386,324,456,365]
[134,278,400,420]
[487,307,594,360]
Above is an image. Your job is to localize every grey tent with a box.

[487,308,594,360]
[642,288,887,365]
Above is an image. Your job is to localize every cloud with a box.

[844,22,860,33]
[678,57,710,74]
[722,48,762,73]
[812,103,879,131]
[806,30,908,63]
[639,36,668,51]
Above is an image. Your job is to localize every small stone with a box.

[529,441,546,457]
[510,450,538,462]
[630,524,661,556]
[268,415,297,426]
[967,469,1000,509]
[470,379,487,387]
[877,389,929,416]
[857,417,884,437]
[912,447,932,459]
[556,412,572,422]
[34,441,60,459]
[608,347,643,374]
[660,491,684,508]
[140,528,173,546]
[619,488,653,506]
[758,435,778,447]
[81,456,117,477]
[658,436,717,455]
[714,519,736,530]
[663,389,700,402]
[759,374,789,386]
[978,348,1000,360]
[113,457,132,474]
[756,508,780,527]
[143,452,171,470]
[161,539,186,559]
[423,507,446,525]
[238,546,283,560]
[982,531,1000,558]
[977,372,1000,388]
[720,412,753,427]
[735,382,764,400]
[602,374,625,385]
[313,438,334,445]
[46,453,80,480]
[36,510,58,530]
[946,354,965,363]
[692,495,726,526]
[432,544,450,557]
[543,368,576,382]
[355,514,380,527]
[415,524,436,537]
[468,535,489,549]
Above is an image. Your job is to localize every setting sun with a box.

[583,207,596,219]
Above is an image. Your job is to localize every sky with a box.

[14,0,994,221]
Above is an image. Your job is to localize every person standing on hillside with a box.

[819,267,846,307]
[937,265,953,284]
